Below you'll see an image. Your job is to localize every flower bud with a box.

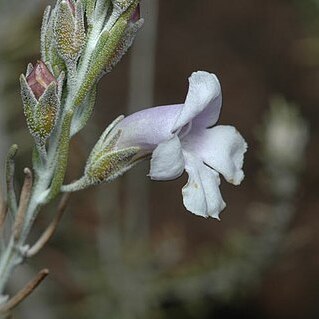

[26,61,57,100]
[20,62,62,147]
[54,0,86,62]
[104,7,143,74]
[85,117,140,184]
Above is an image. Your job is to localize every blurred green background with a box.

[0,0,318,318]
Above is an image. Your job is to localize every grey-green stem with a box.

[0,2,111,298]
[0,0,141,304]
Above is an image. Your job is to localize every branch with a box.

[5,145,18,215]
[0,269,49,315]
[0,186,8,232]
[27,193,70,257]
[12,168,33,241]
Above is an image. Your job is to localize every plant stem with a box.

[0,171,48,295]
[0,0,130,300]
[0,6,105,298]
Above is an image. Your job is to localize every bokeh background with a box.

[0,0,318,318]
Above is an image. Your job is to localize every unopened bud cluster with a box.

[20,0,143,157]
[1,0,146,307]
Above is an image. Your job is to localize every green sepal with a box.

[84,116,140,184]
[20,74,40,140]
[41,4,67,76]
[89,129,122,165]
[94,0,111,20]
[40,6,51,62]
[50,46,67,78]
[115,0,140,21]
[36,82,60,141]
[92,29,110,61]
[103,0,140,36]
[26,63,34,77]
[86,147,140,184]
[61,146,142,192]
[54,1,75,60]
[83,0,96,27]
[54,0,86,63]
[105,18,144,74]
[88,115,124,161]
[75,0,86,54]
[112,0,136,13]
[57,71,65,101]
[20,74,38,110]
[20,75,60,146]
[73,0,140,106]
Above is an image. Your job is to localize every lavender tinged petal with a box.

[114,72,222,150]
[115,104,182,150]
[191,92,222,130]
[172,71,222,132]
[149,135,185,180]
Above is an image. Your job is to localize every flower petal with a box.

[183,125,247,185]
[182,152,226,219]
[172,71,222,132]
[115,104,182,150]
[149,135,185,180]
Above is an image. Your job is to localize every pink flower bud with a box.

[26,61,57,100]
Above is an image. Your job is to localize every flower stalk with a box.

[0,269,49,316]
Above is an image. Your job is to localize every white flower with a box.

[109,71,247,218]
